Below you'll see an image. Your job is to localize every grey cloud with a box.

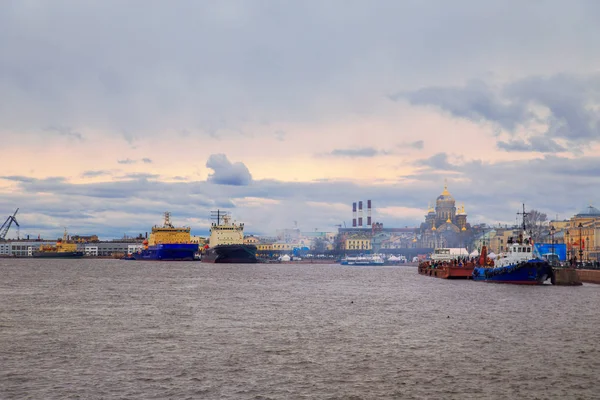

[142,158,153,164]
[415,153,458,171]
[396,74,600,147]
[117,158,136,164]
[43,125,84,140]
[206,154,252,186]
[81,170,111,178]
[0,175,36,183]
[328,147,389,158]
[398,80,532,131]
[5,151,600,239]
[497,137,566,153]
[1,2,599,138]
[504,74,600,142]
[409,140,424,150]
[122,173,160,180]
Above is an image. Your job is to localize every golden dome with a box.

[427,202,435,213]
[436,179,454,202]
[432,226,437,231]
[446,217,451,223]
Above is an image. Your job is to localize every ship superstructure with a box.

[202,211,257,263]
[148,212,192,245]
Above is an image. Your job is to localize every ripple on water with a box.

[0,259,599,399]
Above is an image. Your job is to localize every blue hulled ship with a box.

[127,212,199,261]
[472,204,553,285]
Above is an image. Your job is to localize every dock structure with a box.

[575,269,600,284]
[552,268,583,286]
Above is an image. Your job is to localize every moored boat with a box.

[472,205,553,285]
[418,247,475,279]
[127,212,199,261]
[340,254,384,266]
[201,211,257,264]
[32,228,84,258]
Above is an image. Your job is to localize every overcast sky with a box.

[1,0,599,239]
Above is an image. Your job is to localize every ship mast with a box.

[210,210,230,226]
[517,203,529,232]
[163,212,174,228]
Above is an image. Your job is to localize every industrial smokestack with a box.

[367,200,372,226]
[358,201,363,227]
[352,202,357,227]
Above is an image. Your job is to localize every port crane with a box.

[0,208,19,240]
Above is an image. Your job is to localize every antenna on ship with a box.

[163,212,173,228]
[210,210,230,225]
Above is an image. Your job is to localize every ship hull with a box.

[418,263,475,279]
[472,260,553,285]
[202,244,258,263]
[130,243,199,261]
[32,251,84,258]
[340,261,384,266]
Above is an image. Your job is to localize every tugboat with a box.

[201,211,257,263]
[128,212,199,261]
[32,228,84,258]
[472,204,554,285]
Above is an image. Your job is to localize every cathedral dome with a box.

[436,183,455,204]
[576,205,600,217]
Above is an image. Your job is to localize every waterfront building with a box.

[243,235,260,245]
[344,234,372,251]
[558,205,600,262]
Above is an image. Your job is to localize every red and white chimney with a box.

[352,202,357,227]
[358,201,363,227]
[367,200,372,226]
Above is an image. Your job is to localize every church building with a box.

[419,182,470,248]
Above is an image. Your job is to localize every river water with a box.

[1,259,599,400]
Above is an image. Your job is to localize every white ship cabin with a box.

[209,215,245,246]
[430,247,468,262]
[495,233,535,267]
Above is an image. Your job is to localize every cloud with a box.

[397,80,533,131]
[206,154,252,186]
[5,151,600,240]
[141,158,153,164]
[409,140,424,150]
[81,170,111,178]
[396,74,600,148]
[415,153,459,171]
[43,125,84,140]
[122,173,160,180]
[117,158,136,165]
[497,137,566,153]
[0,175,36,183]
[326,147,389,158]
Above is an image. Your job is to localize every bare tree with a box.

[524,209,547,242]
[312,237,327,254]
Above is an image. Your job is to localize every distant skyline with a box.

[1,1,600,239]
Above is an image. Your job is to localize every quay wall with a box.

[576,269,600,284]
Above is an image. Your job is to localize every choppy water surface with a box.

[1,259,599,399]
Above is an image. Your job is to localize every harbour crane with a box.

[0,208,19,240]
